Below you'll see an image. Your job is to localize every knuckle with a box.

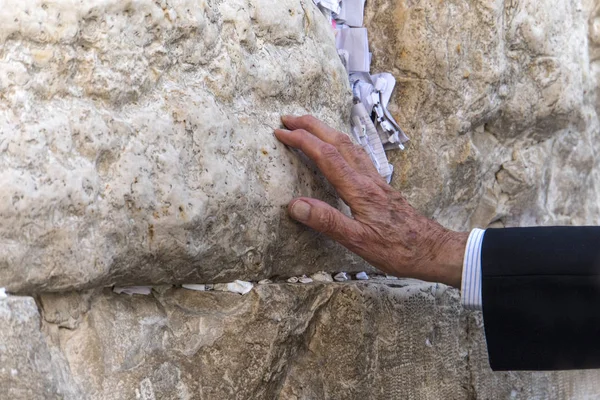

[357,183,387,204]
[318,142,339,159]
[353,145,370,159]
[337,163,358,183]
[351,145,373,165]
[336,133,354,148]
[317,209,339,234]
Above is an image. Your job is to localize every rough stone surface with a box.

[0,283,598,399]
[365,0,600,230]
[3,0,600,398]
[0,296,78,399]
[0,0,369,293]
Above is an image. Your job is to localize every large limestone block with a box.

[0,0,368,292]
[1,282,596,399]
[365,0,600,230]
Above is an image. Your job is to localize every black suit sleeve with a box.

[481,226,600,371]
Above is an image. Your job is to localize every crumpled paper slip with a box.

[214,280,253,295]
[350,72,409,150]
[334,272,349,282]
[356,271,369,280]
[0,287,7,299]
[113,286,152,295]
[373,73,396,109]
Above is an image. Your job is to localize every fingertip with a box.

[281,115,296,128]
[288,197,357,243]
[274,129,293,144]
[287,196,310,210]
[288,199,311,222]
[274,128,291,136]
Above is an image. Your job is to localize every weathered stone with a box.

[0,296,80,399]
[3,282,599,399]
[0,0,368,293]
[3,0,600,398]
[365,0,600,230]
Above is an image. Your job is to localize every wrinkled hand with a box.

[274,115,468,288]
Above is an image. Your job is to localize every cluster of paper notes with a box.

[313,0,409,183]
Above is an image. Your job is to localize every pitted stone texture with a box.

[365,0,600,230]
[0,283,596,399]
[0,297,80,399]
[0,0,367,292]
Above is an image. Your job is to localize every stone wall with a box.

[4,282,600,400]
[365,0,600,231]
[2,0,600,398]
[0,0,373,293]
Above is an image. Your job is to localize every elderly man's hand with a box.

[274,115,468,288]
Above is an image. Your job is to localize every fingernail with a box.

[274,128,291,134]
[290,200,311,222]
[281,115,295,123]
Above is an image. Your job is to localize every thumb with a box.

[288,197,362,246]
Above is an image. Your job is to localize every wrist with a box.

[419,226,468,288]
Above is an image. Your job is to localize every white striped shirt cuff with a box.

[461,228,486,311]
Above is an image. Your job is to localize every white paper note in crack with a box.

[182,284,207,291]
[351,100,392,178]
[350,72,376,112]
[113,286,152,295]
[350,72,410,149]
[336,0,366,27]
[315,0,341,14]
[372,73,396,108]
[214,280,254,295]
[335,28,370,73]
[350,72,396,111]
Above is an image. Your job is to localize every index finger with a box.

[274,128,366,203]
[282,115,342,144]
[282,115,382,179]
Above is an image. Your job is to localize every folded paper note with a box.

[316,0,341,14]
[336,0,366,27]
[321,0,409,182]
[182,284,207,291]
[335,28,370,73]
[351,98,393,182]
